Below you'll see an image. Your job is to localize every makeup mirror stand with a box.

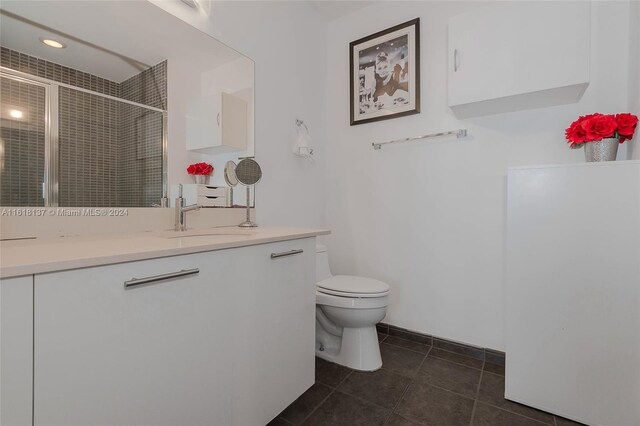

[238,186,255,228]
[234,158,262,228]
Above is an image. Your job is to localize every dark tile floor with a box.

[269,333,585,426]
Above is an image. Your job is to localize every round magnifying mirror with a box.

[224,161,238,187]
[235,158,262,186]
[223,161,238,207]
[235,158,262,227]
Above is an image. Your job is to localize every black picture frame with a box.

[350,18,420,126]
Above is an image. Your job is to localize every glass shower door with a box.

[0,73,48,206]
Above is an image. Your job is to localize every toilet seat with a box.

[317,275,390,298]
[316,289,389,309]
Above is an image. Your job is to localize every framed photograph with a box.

[350,18,420,126]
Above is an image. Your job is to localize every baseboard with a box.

[377,322,505,366]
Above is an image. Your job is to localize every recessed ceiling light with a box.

[9,109,23,119]
[39,37,66,49]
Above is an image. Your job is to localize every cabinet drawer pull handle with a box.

[124,268,200,289]
[270,249,303,259]
[454,49,459,72]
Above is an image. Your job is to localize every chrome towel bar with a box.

[372,129,467,150]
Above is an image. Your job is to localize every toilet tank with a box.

[315,245,332,283]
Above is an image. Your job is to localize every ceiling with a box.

[309,1,373,21]
[0,1,248,83]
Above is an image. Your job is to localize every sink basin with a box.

[157,228,256,239]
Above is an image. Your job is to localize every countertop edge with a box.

[1,228,330,279]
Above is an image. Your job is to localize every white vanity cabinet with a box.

[447,2,590,117]
[231,240,316,425]
[33,250,235,426]
[1,276,33,426]
[31,238,316,426]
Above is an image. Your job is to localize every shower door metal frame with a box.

[0,69,57,206]
[0,66,168,207]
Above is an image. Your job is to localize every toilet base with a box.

[315,324,382,371]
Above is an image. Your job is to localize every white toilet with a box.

[315,245,390,371]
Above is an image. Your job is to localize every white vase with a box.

[584,138,618,162]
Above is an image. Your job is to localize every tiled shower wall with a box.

[58,88,120,206]
[0,47,166,207]
[118,61,166,207]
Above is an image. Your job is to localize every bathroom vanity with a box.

[1,228,328,426]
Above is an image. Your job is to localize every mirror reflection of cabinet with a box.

[186,92,247,155]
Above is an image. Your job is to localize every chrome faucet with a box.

[175,184,202,231]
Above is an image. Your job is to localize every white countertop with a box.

[0,227,330,278]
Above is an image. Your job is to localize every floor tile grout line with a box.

[331,369,420,426]
[307,347,549,426]
[297,387,335,426]
[477,401,555,426]
[334,366,414,415]
[276,416,295,425]
[474,368,556,426]
[383,334,494,369]
[427,352,484,372]
[468,359,485,426]
[381,340,432,356]
[405,374,481,402]
[299,369,354,425]
[468,400,478,426]
[336,387,399,423]
[385,348,431,426]
[297,387,335,425]
[474,369,554,424]
[386,334,433,348]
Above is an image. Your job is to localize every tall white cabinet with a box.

[506,161,640,426]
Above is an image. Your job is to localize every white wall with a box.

[154,0,635,350]
[324,1,633,351]
[628,0,640,160]
[152,0,327,227]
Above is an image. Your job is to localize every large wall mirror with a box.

[0,1,254,208]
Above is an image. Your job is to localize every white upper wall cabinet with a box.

[448,2,590,118]
[186,92,248,154]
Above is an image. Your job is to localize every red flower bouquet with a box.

[565,113,638,149]
[187,162,214,176]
